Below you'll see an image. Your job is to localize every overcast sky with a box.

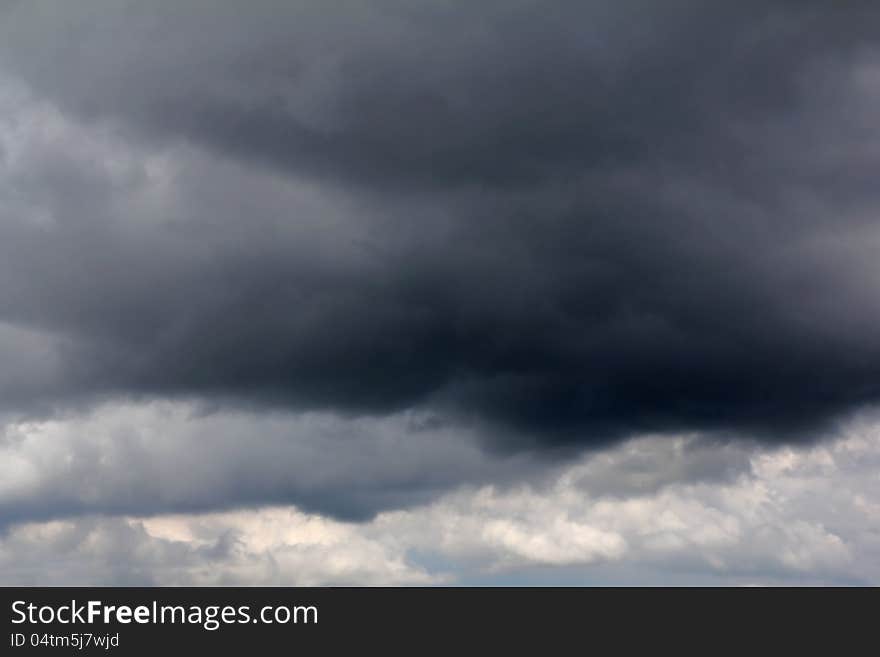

[1,1,879,585]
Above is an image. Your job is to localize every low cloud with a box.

[0,401,547,522]
[2,416,878,585]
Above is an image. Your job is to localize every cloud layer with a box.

[0,2,879,444]
[3,412,878,585]
[1,2,879,584]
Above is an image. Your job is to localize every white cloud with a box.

[0,511,436,586]
[1,408,878,585]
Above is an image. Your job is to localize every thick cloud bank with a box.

[0,2,879,444]
[1,2,879,584]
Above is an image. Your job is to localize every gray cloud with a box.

[0,2,880,441]
[1,1,880,568]
[0,3,879,447]
[0,401,553,523]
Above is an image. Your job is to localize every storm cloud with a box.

[1,2,880,446]
[1,2,880,584]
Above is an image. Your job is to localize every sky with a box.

[0,0,879,585]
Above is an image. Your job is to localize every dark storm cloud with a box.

[1,1,880,445]
[2,1,877,189]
